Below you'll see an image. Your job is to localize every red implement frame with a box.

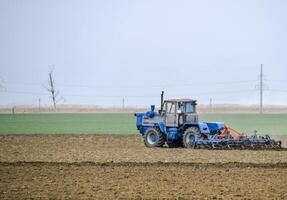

[218,126,248,139]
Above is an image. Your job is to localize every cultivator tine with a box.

[188,127,282,150]
[182,125,281,150]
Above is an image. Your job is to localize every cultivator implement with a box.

[191,126,282,150]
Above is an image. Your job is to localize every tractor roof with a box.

[164,98,197,103]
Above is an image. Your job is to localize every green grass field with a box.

[0,113,286,135]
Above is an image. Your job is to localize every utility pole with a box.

[209,98,213,113]
[38,98,41,112]
[122,97,125,109]
[12,106,16,115]
[260,64,263,114]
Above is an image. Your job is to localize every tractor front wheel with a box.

[143,127,165,147]
[183,127,201,148]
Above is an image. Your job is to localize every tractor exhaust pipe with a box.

[160,91,164,114]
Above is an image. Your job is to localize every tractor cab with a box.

[160,99,198,127]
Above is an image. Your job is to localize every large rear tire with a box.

[143,127,165,147]
[183,127,201,148]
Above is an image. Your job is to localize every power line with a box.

[266,79,287,83]
[3,79,257,90]
[268,89,287,93]
[1,89,256,98]
[1,90,48,95]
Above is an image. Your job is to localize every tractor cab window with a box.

[166,102,176,114]
[179,102,195,113]
[185,103,195,113]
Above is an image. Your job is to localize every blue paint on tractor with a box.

[166,128,179,141]
[206,122,225,134]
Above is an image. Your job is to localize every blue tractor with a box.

[135,91,282,149]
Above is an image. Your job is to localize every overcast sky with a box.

[0,0,287,107]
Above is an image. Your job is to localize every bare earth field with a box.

[0,135,287,199]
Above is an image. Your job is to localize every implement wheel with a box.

[143,127,165,147]
[183,127,201,148]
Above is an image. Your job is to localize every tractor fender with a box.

[153,122,166,133]
[197,122,210,134]
[182,122,210,134]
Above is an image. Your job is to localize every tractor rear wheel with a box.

[143,127,165,147]
[183,127,201,148]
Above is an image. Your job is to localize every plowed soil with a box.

[0,135,287,199]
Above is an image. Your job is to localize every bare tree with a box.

[44,70,63,110]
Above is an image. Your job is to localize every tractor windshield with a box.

[179,102,195,113]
